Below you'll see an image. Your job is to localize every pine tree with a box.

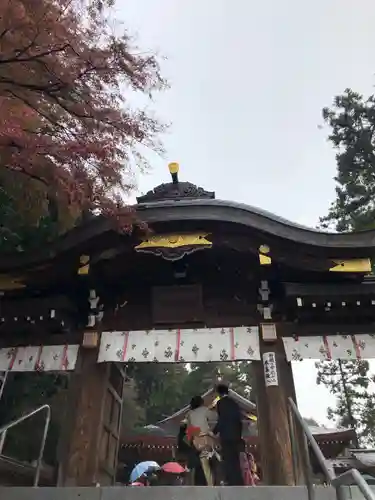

[358,395,375,446]
[320,88,375,232]
[316,360,370,446]
[316,87,375,445]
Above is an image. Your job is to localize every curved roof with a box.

[124,388,355,444]
[1,171,375,273]
[133,167,375,253]
[137,198,375,253]
[157,388,256,426]
[1,197,375,267]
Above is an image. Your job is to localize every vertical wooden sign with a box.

[263,351,278,386]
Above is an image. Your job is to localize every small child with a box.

[239,440,259,486]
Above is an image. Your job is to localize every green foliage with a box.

[0,189,49,252]
[0,170,71,253]
[0,373,68,464]
[320,89,375,232]
[317,360,370,397]
[126,364,189,424]
[120,380,145,432]
[358,395,375,446]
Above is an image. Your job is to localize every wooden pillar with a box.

[254,270,306,485]
[57,344,125,486]
[252,332,295,485]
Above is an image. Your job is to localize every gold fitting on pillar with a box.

[78,255,90,275]
[82,331,99,348]
[259,244,271,265]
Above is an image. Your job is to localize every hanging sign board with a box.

[263,352,278,387]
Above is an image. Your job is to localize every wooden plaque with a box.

[151,284,204,324]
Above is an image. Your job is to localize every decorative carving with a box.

[137,181,215,203]
[134,232,212,261]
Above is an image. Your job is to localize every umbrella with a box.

[130,461,160,482]
[161,462,186,474]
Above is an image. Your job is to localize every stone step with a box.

[0,485,342,500]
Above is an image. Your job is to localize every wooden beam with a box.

[284,282,375,297]
[279,322,375,336]
[0,332,82,348]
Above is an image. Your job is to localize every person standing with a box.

[213,383,244,486]
[176,421,205,485]
[187,395,215,486]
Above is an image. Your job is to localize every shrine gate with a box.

[0,163,374,487]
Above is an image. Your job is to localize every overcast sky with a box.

[118,0,375,424]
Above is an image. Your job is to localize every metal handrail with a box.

[0,404,51,487]
[0,370,9,402]
[288,397,375,500]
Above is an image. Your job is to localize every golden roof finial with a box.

[168,162,179,184]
